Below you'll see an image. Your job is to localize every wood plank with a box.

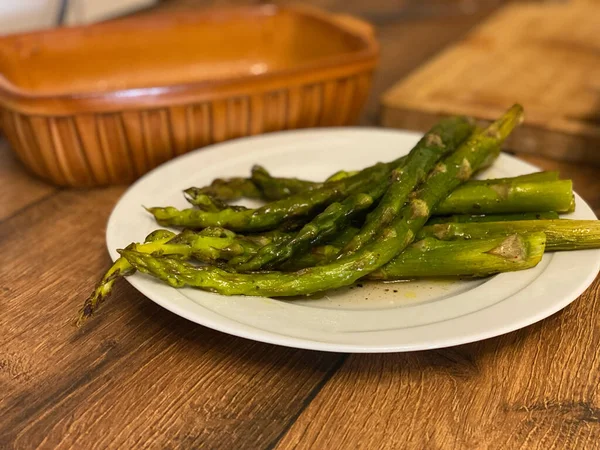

[381,2,600,164]
[0,139,56,221]
[275,275,600,450]
[0,189,343,449]
[362,6,498,125]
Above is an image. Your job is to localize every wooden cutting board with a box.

[381,1,600,165]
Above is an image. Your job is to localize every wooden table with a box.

[2,2,600,449]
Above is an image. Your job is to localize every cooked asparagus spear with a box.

[185,177,571,219]
[183,192,246,212]
[251,165,322,201]
[435,179,575,215]
[369,232,546,279]
[185,177,263,202]
[467,171,559,185]
[77,229,176,326]
[325,170,360,182]
[235,116,475,271]
[197,168,558,203]
[148,156,401,232]
[120,232,547,285]
[120,105,523,296]
[233,191,377,271]
[339,116,476,256]
[113,217,598,273]
[418,219,600,251]
[427,211,560,224]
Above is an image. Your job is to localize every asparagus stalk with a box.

[466,171,559,185]
[111,217,599,275]
[235,116,475,271]
[183,192,246,212]
[199,169,558,203]
[339,116,476,256]
[251,165,322,201]
[185,178,571,219]
[120,105,523,296]
[325,170,360,182]
[435,179,575,215]
[77,229,176,326]
[233,191,377,271]
[369,233,546,279]
[418,219,600,251]
[148,156,402,232]
[185,177,263,202]
[427,211,560,224]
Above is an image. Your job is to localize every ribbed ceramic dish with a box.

[0,5,378,187]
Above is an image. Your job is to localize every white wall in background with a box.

[0,0,158,35]
[0,0,61,34]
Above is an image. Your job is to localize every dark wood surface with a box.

[2,1,599,449]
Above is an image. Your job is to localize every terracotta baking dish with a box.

[0,5,378,187]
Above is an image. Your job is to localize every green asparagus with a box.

[251,165,322,201]
[185,177,263,202]
[339,116,476,256]
[148,156,403,232]
[435,179,575,215]
[77,229,176,326]
[235,116,475,271]
[427,211,560,224]
[369,233,546,279]
[234,191,377,271]
[325,170,360,182]
[418,219,600,251]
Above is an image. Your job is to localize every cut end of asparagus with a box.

[486,234,528,262]
[425,133,444,148]
[490,183,510,200]
[457,158,473,181]
[410,199,430,219]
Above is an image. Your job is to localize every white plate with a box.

[107,128,600,353]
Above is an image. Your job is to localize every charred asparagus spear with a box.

[78,230,546,323]
[185,177,263,202]
[418,219,600,251]
[77,229,176,326]
[250,165,322,201]
[120,105,524,296]
[233,191,377,271]
[148,156,402,232]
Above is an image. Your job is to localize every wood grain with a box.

[0,187,344,449]
[381,2,600,165]
[275,275,600,449]
[0,139,56,221]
